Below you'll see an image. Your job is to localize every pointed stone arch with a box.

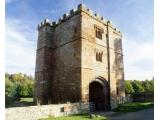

[89,76,110,111]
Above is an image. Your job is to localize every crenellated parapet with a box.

[113,27,122,36]
[37,19,53,30]
[78,4,109,25]
[37,3,122,35]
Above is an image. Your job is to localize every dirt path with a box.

[94,108,154,120]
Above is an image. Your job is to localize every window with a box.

[94,25,104,40]
[96,52,103,62]
[74,27,77,33]
[95,28,102,39]
[116,87,119,95]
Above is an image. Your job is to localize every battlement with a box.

[37,19,52,30]
[113,27,122,35]
[37,3,122,34]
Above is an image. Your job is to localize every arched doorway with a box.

[89,78,110,111]
[89,81,105,111]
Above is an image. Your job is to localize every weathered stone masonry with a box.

[35,3,125,111]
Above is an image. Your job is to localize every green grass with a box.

[113,102,154,112]
[39,114,107,120]
[5,97,34,108]
[20,97,33,102]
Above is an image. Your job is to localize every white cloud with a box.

[123,36,153,80]
[5,18,36,76]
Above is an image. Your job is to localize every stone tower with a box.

[35,4,125,110]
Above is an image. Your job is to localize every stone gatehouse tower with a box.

[35,4,125,110]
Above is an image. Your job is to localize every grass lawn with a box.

[39,114,107,120]
[113,102,154,112]
[15,97,34,106]
[6,97,34,108]
[20,97,33,102]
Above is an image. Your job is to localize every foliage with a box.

[5,94,15,107]
[5,73,34,99]
[5,77,15,96]
[131,80,144,93]
[113,102,154,112]
[125,80,134,94]
[125,79,154,94]
[142,80,152,92]
[149,78,154,92]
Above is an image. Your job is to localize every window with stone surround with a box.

[74,27,77,33]
[96,52,103,62]
[116,87,119,95]
[94,25,104,40]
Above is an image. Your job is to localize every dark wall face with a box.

[51,14,82,103]
[35,24,54,105]
[35,11,83,104]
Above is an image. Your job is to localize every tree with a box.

[125,80,134,94]
[5,77,14,96]
[5,73,34,99]
[124,79,154,95]
[13,83,21,100]
[149,79,154,92]
[131,80,144,93]
[142,80,152,92]
[27,81,34,97]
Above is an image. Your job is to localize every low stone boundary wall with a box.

[6,102,89,120]
[125,93,154,103]
[125,94,133,102]
[132,92,154,102]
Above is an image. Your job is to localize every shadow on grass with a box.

[113,102,154,113]
[5,97,35,108]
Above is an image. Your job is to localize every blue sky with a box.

[5,0,153,80]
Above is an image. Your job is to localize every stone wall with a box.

[6,102,89,120]
[80,9,109,108]
[35,23,54,104]
[132,93,154,102]
[51,13,82,103]
[125,94,133,103]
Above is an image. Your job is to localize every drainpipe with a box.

[106,22,111,110]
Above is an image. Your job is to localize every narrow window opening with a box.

[94,25,103,40]
[96,52,103,62]
[116,87,119,95]
[74,27,77,33]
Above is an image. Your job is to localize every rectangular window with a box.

[74,27,77,33]
[94,25,104,40]
[96,52,103,62]
[95,29,102,39]
[116,87,119,95]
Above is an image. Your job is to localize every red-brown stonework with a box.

[35,4,125,110]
